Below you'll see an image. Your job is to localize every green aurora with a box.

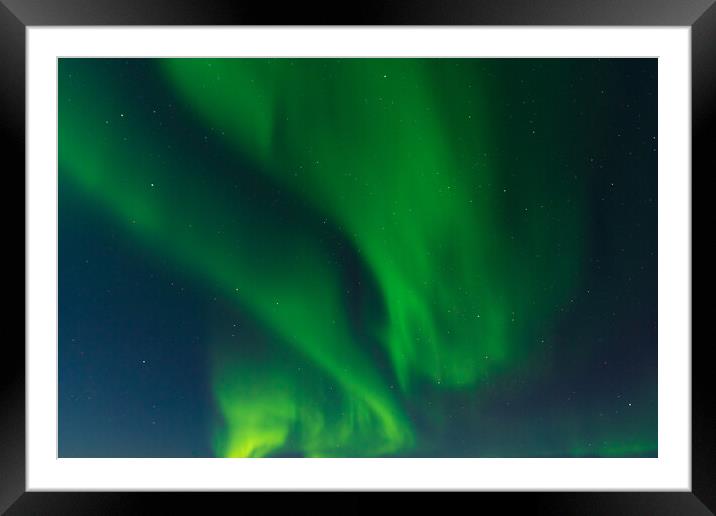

[59,58,657,457]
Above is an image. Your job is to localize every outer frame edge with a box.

[0,0,27,514]
[691,1,716,513]
[9,0,709,513]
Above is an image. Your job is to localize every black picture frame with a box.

[3,0,709,513]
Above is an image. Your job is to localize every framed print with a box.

[4,0,710,513]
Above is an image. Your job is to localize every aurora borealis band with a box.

[58,58,657,458]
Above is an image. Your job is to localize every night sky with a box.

[58,58,657,458]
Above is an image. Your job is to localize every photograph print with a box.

[58,58,657,458]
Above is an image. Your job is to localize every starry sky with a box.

[58,58,657,458]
